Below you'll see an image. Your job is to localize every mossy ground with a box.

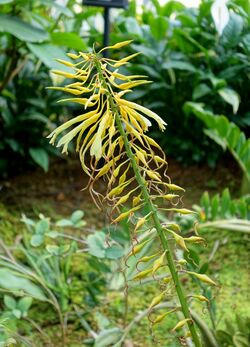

[100,230,249,347]
[0,158,248,346]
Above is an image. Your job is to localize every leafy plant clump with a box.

[0,0,98,176]
[47,41,219,345]
[110,0,250,165]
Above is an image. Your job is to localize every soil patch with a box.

[0,154,240,226]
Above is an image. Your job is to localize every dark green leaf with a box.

[216,330,233,344]
[51,32,86,51]
[200,191,210,217]
[163,61,196,72]
[199,262,209,274]
[221,12,244,48]
[185,248,200,266]
[27,43,72,71]
[193,84,211,100]
[204,129,227,150]
[29,148,49,172]
[184,102,250,186]
[211,194,220,220]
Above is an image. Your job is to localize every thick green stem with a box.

[95,59,201,346]
[115,115,201,346]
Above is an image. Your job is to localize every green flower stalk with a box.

[48,40,216,345]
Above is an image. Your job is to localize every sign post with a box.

[83,0,128,56]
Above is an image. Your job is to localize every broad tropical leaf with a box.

[184,102,250,187]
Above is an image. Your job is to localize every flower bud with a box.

[132,268,152,281]
[149,290,167,310]
[187,271,217,286]
[171,318,192,332]
[152,251,167,275]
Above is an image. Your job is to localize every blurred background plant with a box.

[110,0,250,166]
[1,0,249,175]
[0,210,130,346]
[0,0,101,177]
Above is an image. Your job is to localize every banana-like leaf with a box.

[0,14,48,42]
[184,102,250,187]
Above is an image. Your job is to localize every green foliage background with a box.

[0,0,249,175]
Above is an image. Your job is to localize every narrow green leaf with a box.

[94,328,123,347]
[221,189,231,217]
[200,191,210,218]
[0,269,47,301]
[211,194,220,220]
[163,60,196,72]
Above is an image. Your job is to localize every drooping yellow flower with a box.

[48,43,212,344]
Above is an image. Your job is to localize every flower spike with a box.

[47,42,214,346]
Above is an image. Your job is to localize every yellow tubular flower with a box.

[48,42,211,346]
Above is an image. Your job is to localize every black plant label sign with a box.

[83,0,128,8]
